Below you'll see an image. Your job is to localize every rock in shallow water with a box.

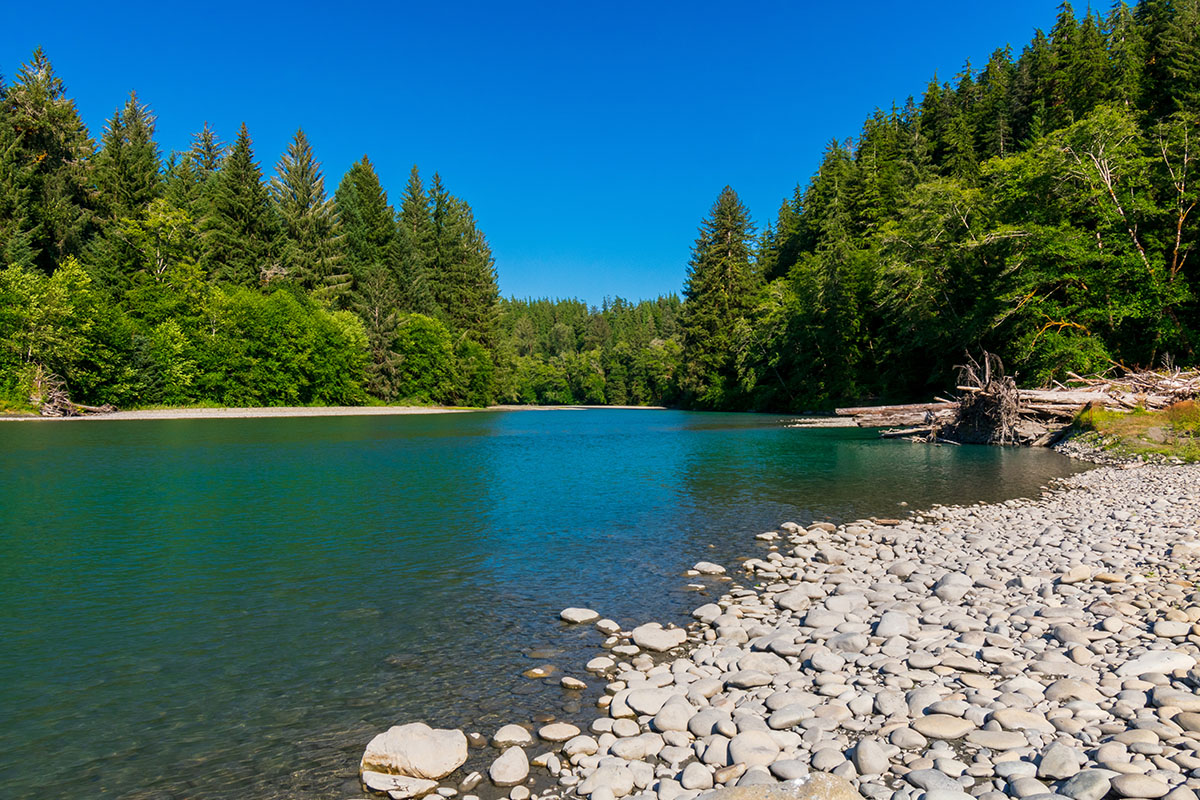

[560,607,600,624]
[488,746,529,787]
[361,722,468,781]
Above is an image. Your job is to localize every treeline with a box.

[499,296,682,405]
[0,47,511,408]
[5,0,1197,415]
[0,50,681,411]
[679,0,1200,410]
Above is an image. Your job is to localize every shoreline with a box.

[365,452,1200,800]
[0,404,669,422]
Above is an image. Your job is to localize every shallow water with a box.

[0,409,1088,799]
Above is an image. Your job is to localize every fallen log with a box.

[835,401,956,417]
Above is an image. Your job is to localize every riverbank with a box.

[369,457,1200,800]
[0,403,669,421]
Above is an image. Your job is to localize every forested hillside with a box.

[1,0,1197,413]
[680,0,1200,410]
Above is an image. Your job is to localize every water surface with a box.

[0,409,1088,798]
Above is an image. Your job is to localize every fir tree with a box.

[1,48,95,274]
[1160,0,1200,113]
[679,186,757,408]
[93,91,161,220]
[428,174,499,348]
[201,122,279,285]
[334,155,398,304]
[269,128,347,301]
[395,165,435,315]
[1106,2,1146,109]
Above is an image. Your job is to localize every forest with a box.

[0,0,1197,412]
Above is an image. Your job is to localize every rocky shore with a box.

[360,456,1200,800]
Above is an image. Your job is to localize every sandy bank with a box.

[0,405,475,422]
[0,404,669,422]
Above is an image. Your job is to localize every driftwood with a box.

[28,365,116,417]
[834,360,1200,447]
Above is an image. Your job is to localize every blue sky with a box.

[5,1,1065,304]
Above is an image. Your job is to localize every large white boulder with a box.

[360,722,468,780]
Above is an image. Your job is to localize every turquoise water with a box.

[0,410,1087,799]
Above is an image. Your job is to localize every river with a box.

[0,409,1088,798]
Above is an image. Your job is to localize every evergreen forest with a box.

[1,0,1197,413]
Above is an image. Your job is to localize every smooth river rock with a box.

[696,773,865,800]
[361,722,468,780]
[632,623,688,652]
[488,746,529,787]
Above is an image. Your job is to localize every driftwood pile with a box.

[28,365,115,418]
[834,359,1200,447]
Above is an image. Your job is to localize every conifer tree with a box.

[428,173,500,348]
[162,122,226,217]
[975,48,1016,158]
[1,48,95,274]
[269,128,347,301]
[1106,2,1146,110]
[1160,0,1200,113]
[395,165,435,315]
[201,122,278,285]
[94,92,161,220]
[334,156,397,301]
[0,75,37,270]
[679,186,757,408]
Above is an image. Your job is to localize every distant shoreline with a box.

[0,404,668,422]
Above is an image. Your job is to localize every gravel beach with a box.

[361,454,1200,800]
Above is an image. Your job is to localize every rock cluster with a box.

[362,463,1200,800]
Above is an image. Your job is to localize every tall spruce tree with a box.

[89,92,162,289]
[428,173,500,348]
[1106,2,1146,109]
[201,122,278,285]
[335,156,404,390]
[94,92,160,219]
[395,165,435,315]
[269,128,347,301]
[680,186,757,408]
[162,121,225,216]
[0,48,95,274]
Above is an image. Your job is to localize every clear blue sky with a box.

[5,1,1064,305]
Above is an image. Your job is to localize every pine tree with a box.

[94,91,161,220]
[1106,2,1146,110]
[1063,10,1109,120]
[0,48,96,274]
[427,173,499,348]
[1048,2,1079,127]
[162,122,225,216]
[87,92,163,290]
[395,165,435,314]
[0,74,37,270]
[975,47,1016,158]
[1012,30,1057,144]
[334,155,398,305]
[201,122,279,285]
[269,128,347,301]
[1160,0,1200,113]
[679,186,758,408]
